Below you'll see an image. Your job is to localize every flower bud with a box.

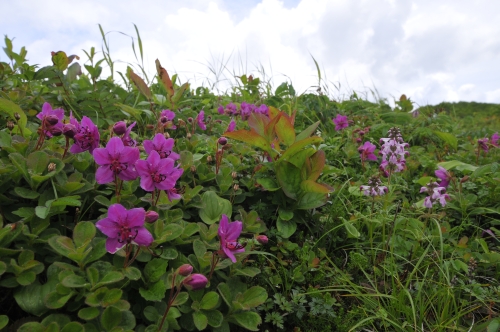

[177,264,193,276]
[45,114,59,126]
[190,165,196,173]
[233,184,239,191]
[256,235,268,244]
[113,121,127,135]
[47,162,56,172]
[231,171,237,179]
[460,176,469,183]
[206,155,213,163]
[14,112,21,120]
[355,138,362,143]
[218,137,227,146]
[145,211,159,223]
[160,116,168,123]
[50,127,62,136]
[182,273,208,291]
[187,117,193,123]
[186,133,192,139]
[178,119,186,127]
[164,132,170,138]
[62,123,77,138]
[7,121,14,131]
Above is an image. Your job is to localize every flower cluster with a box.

[420,181,450,208]
[159,109,176,129]
[37,102,64,137]
[379,127,409,176]
[360,176,388,196]
[478,132,499,153]
[218,102,269,120]
[352,126,370,143]
[217,214,245,263]
[332,114,349,131]
[68,112,100,154]
[435,166,452,188]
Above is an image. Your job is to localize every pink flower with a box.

[113,121,127,135]
[256,235,268,244]
[93,137,139,184]
[226,119,236,132]
[358,141,377,162]
[478,138,489,152]
[96,203,153,253]
[196,111,206,130]
[36,102,64,138]
[121,122,137,147]
[135,150,183,192]
[491,132,499,147]
[145,211,159,223]
[165,188,182,201]
[70,114,100,154]
[160,109,176,129]
[143,133,180,161]
[177,264,193,276]
[435,166,452,188]
[332,114,349,131]
[420,182,450,208]
[217,214,245,263]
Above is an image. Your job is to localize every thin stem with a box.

[158,272,181,332]
[208,252,220,282]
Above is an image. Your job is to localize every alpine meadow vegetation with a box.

[0,26,499,332]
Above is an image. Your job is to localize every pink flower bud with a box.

[45,114,59,126]
[145,211,159,223]
[62,123,77,138]
[50,127,62,136]
[256,235,268,244]
[182,273,208,291]
[218,137,228,146]
[177,264,193,276]
[113,121,127,135]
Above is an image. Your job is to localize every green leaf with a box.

[144,258,168,283]
[237,286,267,309]
[300,180,331,194]
[78,307,100,320]
[275,161,302,200]
[123,266,141,280]
[44,291,74,309]
[94,195,111,207]
[193,311,208,331]
[14,187,40,199]
[102,288,123,307]
[92,271,124,290]
[434,131,458,150]
[16,271,36,285]
[9,153,31,187]
[280,136,322,161]
[139,280,167,302]
[199,191,232,225]
[0,315,9,330]
[52,51,69,70]
[278,208,293,221]
[256,178,280,191]
[200,291,219,310]
[27,151,50,174]
[276,218,296,238]
[171,292,189,306]
[223,129,271,152]
[17,322,44,332]
[438,160,477,172]
[297,192,328,210]
[35,206,50,219]
[60,322,84,332]
[73,221,95,248]
[0,98,28,134]
[275,113,295,146]
[193,239,207,258]
[342,218,360,238]
[295,121,320,142]
[101,306,122,331]
[233,267,261,277]
[62,274,88,288]
[48,236,76,258]
[230,311,262,331]
[206,310,223,328]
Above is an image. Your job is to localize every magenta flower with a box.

[196,111,207,130]
[360,176,388,196]
[478,138,489,152]
[492,132,499,147]
[70,114,100,154]
[165,188,182,201]
[358,141,377,162]
[113,121,127,135]
[217,214,245,263]
[333,114,349,131]
[96,204,153,253]
[143,133,180,161]
[160,109,176,129]
[36,102,64,137]
[135,150,183,192]
[182,273,208,291]
[93,137,139,184]
[122,121,137,147]
[226,119,236,132]
[435,166,452,188]
[420,182,450,208]
[217,105,225,115]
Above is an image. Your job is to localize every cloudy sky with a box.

[1,0,499,106]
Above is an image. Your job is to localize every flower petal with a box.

[222,247,237,263]
[143,140,154,155]
[107,204,128,224]
[225,220,243,241]
[118,168,138,181]
[147,150,161,169]
[120,147,140,164]
[218,214,229,238]
[126,208,146,228]
[95,217,119,237]
[96,166,115,184]
[133,227,154,246]
[135,160,150,177]
[93,148,110,166]
[140,175,155,192]
[106,137,124,157]
[106,237,125,254]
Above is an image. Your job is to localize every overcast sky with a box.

[1,0,499,106]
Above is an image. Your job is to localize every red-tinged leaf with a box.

[248,112,270,137]
[128,69,151,100]
[268,106,281,120]
[280,136,322,161]
[306,150,326,181]
[295,121,320,142]
[156,59,174,98]
[264,113,282,141]
[290,109,297,126]
[457,236,468,248]
[51,51,69,71]
[275,114,295,146]
[224,129,270,152]
[300,180,332,194]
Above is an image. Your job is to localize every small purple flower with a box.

[143,133,180,161]
[196,111,206,130]
[227,103,238,115]
[333,114,349,131]
[435,166,452,188]
[96,203,154,254]
[145,211,159,223]
[256,104,269,116]
[358,141,377,162]
[62,123,77,138]
[36,102,64,138]
[226,119,236,132]
[256,235,268,244]
[182,273,208,291]
[113,121,127,135]
[135,150,183,192]
[93,137,139,184]
[177,264,194,276]
[420,182,450,208]
[217,105,225,115]
[491,132,499,147]
[160,109,176,129]
[217,214,245,263]
[70,115,100,154]
[360,176,388,196]
[165,188,182,201]
[122,121,137,147]
[478,138,489,153]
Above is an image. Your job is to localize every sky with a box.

[1,0,499,106]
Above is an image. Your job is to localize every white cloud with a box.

[1,0,499,105]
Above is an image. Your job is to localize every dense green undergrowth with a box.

[0,28,499,332]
